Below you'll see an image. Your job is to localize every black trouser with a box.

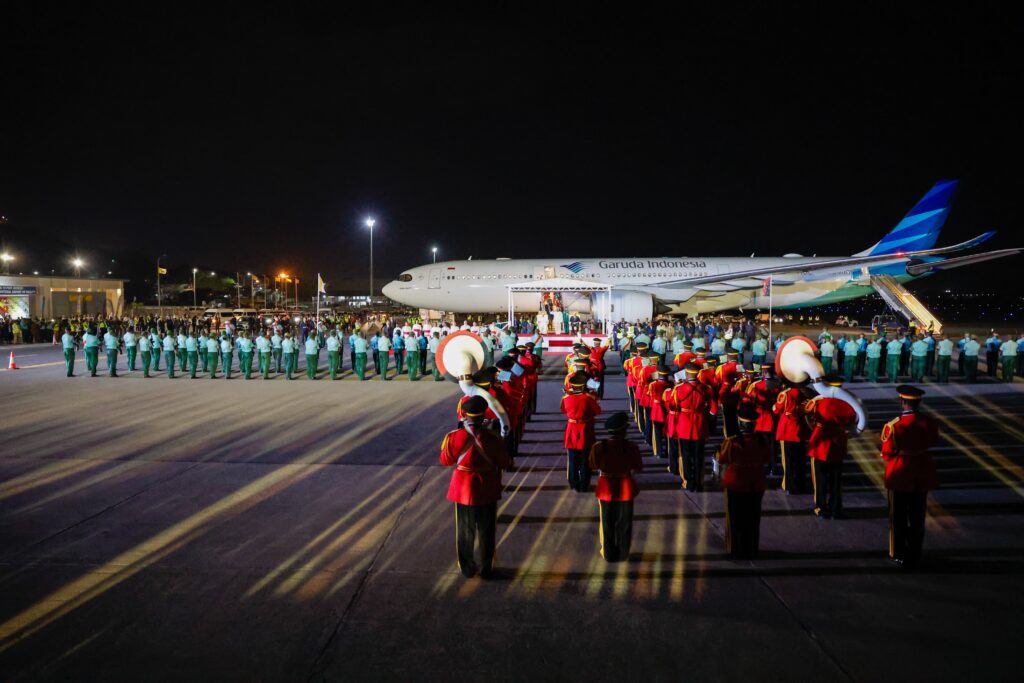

[567,448,591,492]
[641,407,653,445]
[680,439,705,491]
[856,350,867,376]
[986,349,999,377]
[722,404,738,439]
[667,436,680,475]
[456,502,497,578]
[652,420,667,458]
[889,490,928,564]
[599,499,634,562]
[811,459,842,517]
[419,348,427,374]
[627,386,635,415]
[724,489,764,559]
[779,440,807,494]
[760,428,778,475]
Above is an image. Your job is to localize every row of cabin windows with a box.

[444,272,710,281]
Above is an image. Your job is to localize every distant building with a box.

[0,274,126,318]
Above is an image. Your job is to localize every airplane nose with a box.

[381,281,397,300]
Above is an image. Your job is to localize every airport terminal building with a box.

[0,274,126,319]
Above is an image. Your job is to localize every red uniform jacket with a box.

[637,364,658,408]
[624,356,640,388]
[667,380,712,440]
[716,362,741,407]
[589,438,643,501]
[648,379,671,423]
[457,392,498,422]
[492,384,521,430]
[673,350,695,369]
[746,379,779,433]
[560,392,602,450]
[440,426,510,505]
[697,367,719,416]
[805,397,858,462]
[881,412,940,491]
[733,376,755,412]
[716,432,771,492]
[773,388,807,442]
[590,346,608,372]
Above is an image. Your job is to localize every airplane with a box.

[381,181,1021,322]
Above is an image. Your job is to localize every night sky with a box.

[2,6,1022,298]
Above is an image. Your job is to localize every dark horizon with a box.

[2,6,1022,301]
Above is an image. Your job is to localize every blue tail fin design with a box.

[857,180,959,256]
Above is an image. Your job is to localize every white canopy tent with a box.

[505,278,613,333]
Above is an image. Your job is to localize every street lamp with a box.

[1,252,13,275]
[72,257,84,278]
[365,217,376,299]
[192,268,198,308]
[432,246,438,264]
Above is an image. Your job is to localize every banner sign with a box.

[0,285,37,295]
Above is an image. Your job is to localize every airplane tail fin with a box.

[855,180,959,256]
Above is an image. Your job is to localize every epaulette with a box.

[881,417,899,443]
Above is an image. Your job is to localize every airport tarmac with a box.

[0,342,1022,682]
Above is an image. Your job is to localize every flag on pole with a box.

[762,276,772,296]
[157,267,167,275]
[317,273,326,294]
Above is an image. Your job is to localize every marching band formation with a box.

[438,331,943,578]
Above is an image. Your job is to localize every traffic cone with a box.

[8,352,17,370]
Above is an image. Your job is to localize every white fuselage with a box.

[381,256,905,316]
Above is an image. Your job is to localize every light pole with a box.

[72,258,85,315]
[432,246,438,264]
[365,217,375,299]
[1,252,13,275]
[156,254,166,316]
[192,268,198,308]
[247,272,254,308]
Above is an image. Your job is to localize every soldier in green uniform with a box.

[429,331,442,381]
[138,331,152,377]
[256,331,272,379]
[819,336,835,375]
[406,333,421,381]
[910,335,928,383]
[304,333,320,379]
[61,326,78,377]
[1000,335,1018,382]
[149,329,162,372]
[282,333,296,380]
[353,332,369,380]
[481,329,495,368]
[186,331,199,378]
[962,334,980,383]
[237,332,254,379]
[220,334,234,379]
[198,330,209,373]
[83,326,100,376]
[378,333,392,380]
[162,331,177,378]
[866,336,882,382]
[123,326,138,371]
[936,333,953,383]
[271,328,284,373]
[103,328,120,377]
[206,334,221,378]
[886,336,902,382]
[326,329,341,379]
[176,329,188,372]
[842,336,858,383]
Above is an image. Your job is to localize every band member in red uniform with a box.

[881,385,940,568]
[673,341,694,371]
[440,396,511,579]
[588,412,643,562]
[561,371,602,492]
[637,352,659,447]
[589,337,609,398]
[773,381,810,494]
[456,370,499,428]
[648,365,673,458]
[716,351,742,438]
[805,375,859,518]
[667,362,712,491]
[506,347,532,423]
[623,345,643,416]
[698,356,720,439]
[497,355,528,440]
[715,404,772,559]
[746,365,780,476]
[516,343,540,416]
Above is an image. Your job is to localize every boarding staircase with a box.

[870,275,943,334]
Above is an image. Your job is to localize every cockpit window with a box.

[398,273,413,282]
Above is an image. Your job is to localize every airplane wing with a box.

[905,248,1022,276]
[652,231,1001,290]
